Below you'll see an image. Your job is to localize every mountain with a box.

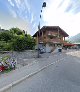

[68,33,80,43]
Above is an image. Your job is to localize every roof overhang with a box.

[33,26,69,37]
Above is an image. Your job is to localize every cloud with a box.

[13,0,31,21]
[58,0,65,8]
[71,0,80,14]
[65,3,73,12]
[14,0,21,8]
[26,1,30,12]
[32,23,36,28]
[31,22,37,35]
[30,14,34,24]
[62,0,80,14]
[0,0,32,35]
[24,0,30,13]
[0,14,31,34]
[9,9,17,18]
[42,0,80,36]
[8,0,14,7]
[14,0,30,13]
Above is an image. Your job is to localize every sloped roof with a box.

[33,26,69,37]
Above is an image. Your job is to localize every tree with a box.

[0,31,12,42]
[25,34,35,50]
[0,27,35,51]
[12,36,27,51]
[9,27,24,35]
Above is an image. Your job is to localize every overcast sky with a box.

[0,0,80,36]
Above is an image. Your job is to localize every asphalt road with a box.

[10,53,80,92]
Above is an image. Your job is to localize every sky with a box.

[0,0,80,36]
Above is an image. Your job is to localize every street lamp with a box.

[37,2,46,58]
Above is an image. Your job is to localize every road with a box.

[10,52,80,92]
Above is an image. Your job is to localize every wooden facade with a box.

[33,26,69,52]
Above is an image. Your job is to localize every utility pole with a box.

[37,2,46,58]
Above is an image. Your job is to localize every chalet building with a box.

[33,26,69,52]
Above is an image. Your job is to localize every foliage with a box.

[12,34,35,51]
[26,34,36,50]
[0,55,11,68]
[1,55,10,62]
[0,41,12,51]
[12,36,27,51]
[0,27,35,51]
[0,31,12,42]
[9,27,24,35]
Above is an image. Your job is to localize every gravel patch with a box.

[0,50,38,69]
[66,50,80,58]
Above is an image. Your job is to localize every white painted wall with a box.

[46,44,52,53]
